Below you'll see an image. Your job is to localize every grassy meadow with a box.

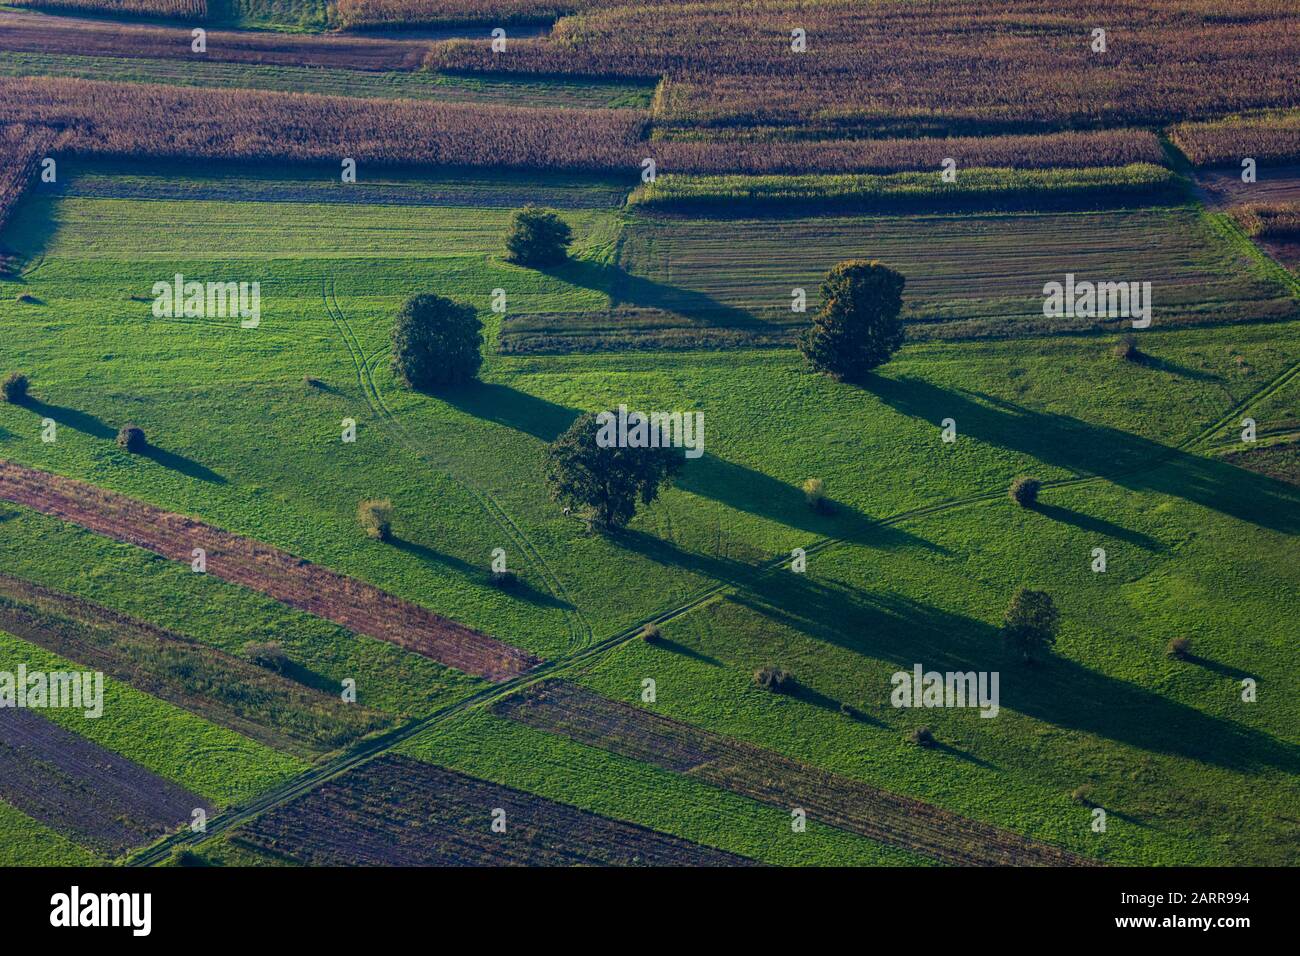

[0,159,1297,866]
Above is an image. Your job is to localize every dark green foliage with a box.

[1166,636,1192,660]
[799,259,906,381]
[1009,476,1041,506]
[504,205,573,267]
[391,293,483,390]
[544,411,684,530]
[2,372,29,403]
[243,640,289,673]
[116,423,146,452]
[357,498,393,541]
[909,726,936,748]
[1001,588,1060,663]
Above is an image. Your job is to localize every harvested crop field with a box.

[235,754,756,866]
[0,11,431,71]
[1197,165,1300,210]
[492,680,1094,866]
[0,571,390,757]
[0,460,539,680]
[501,207,1298,352]
[0,705,212,857]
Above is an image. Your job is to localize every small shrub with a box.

[243,640,288,672]
[802,477,828,512]
[641,622,661,643]
[15,293,37,304]
[1113,335,1141,362]
[1008,476,1040,507]
[171,849,210,867]
[2,372,29,403]
[357,498,393,541]
[753,664,791,693]
[1166,636,1192,660]
[909,726,936,748]
[303,375,325,388]
[116,423,146,452]
[839,702,862,720]
[490,569,518,589]
[1071,784,1096,807]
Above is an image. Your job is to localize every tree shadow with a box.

[1186,654,1254,682]
[1134,353,1224,385]
[863,375,1300,535]
[281,659,342,697]
[651,636,723,667]
[1033,502,1165,551]
[139,444,226,485]
[437,381,578,443]
[728,575,1300,775]
[391,536,573,610]
[930,740,999,771]
[543,258,763,329]
[19,397,116,441]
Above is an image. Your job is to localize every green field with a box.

[1,160,1297,867]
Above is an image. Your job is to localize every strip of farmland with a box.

[493,680,1096,867]
[0,705,212,857]
[0,460,539,680]
[0,572,390,757]
[501,207,1299,353]
[0,11,431,71]
[235,753,757,865]
[0,122,65,239]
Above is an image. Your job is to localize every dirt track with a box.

[0,459,539,681]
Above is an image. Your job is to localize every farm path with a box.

[322,273,594,652]
[125,351,1300,866]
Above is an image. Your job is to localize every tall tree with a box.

[391,293,482,390]
[1001,588,1060,663]
[799,259,906,381]
[545,412,683,529]
[504,206,573,267]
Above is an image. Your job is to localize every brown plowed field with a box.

[0,706,212,856]
[237,754,756,866]
[494,680,1098,867]
[0,460,539,681]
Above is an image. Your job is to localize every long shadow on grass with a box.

[1033,503,1165,551]
[19,397,116,441]
[863,375,1300,535]
[391,536,573,610]
[543,258,763,329]
[437,381,578,443]
[139,444,226,485]
[729,573,1300,775]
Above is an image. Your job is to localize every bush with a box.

[798,259,906,381]
[802,477,828,512]
[1166,636,1192,660]
[2,372,29,403]
[1114,334,1141,362]
[753,664,791,692]
[909,726,936,748]
[116,423,146,452]
[303,375,325,388]
[640,622,661,642]
[839,702,862,720]
[1008,476,1040,507]
[243,640,288,672]
[1071,784,1096,807]
[391,292,483,390]
[357,498,393,541]
[1001,587,1060,663]
[504,205,573,267]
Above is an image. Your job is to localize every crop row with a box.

[0,459,539,680]
[0,571,390,757]
[336,0,588,28]
[628,163,1179,210]
[428,0,1300,133]
[0,10,431,71]
[1,76,1194,177]
[0,122,63,239]
[238,754,756,865]
[494,680,1096,866]
[10,0,206,18]
[1171,110,1300,168]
